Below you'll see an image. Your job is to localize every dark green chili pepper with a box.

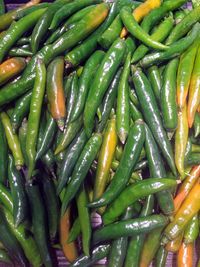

[68,217,81,243]
[93,215,169,245]
[0,249,12,264]
[184,214,199,243]
[26,59,46,179]
[96,68,122,133]
[8,155,27,227]
[120,7,169,51]
[0,208,28,267]
[144,124,175,215]
[71,50,105,122]
[57,129,88,195]
[41,174,59,241]
[103,178,177,225]
[185,153,200,166]
[140,23,200,68]
[76,185,91,256]
[64,73,74,98]
[132,66,176,175]
[11,91,32,133]
[65,1,119,68]
[88,121,145,208]
[70,244,111,267]
[18,119,28,167]
[166,6,200,45]
[84,38,126,137]
[155,246,168,267]
[9,47,33,57]
[61,133,102,215]
[130,100,143,122]
[0,0,5,15]
[194,112,200,138]
[16,37,31,46]
[108,206,133,267]
[161,58,179,131]
[26,182,53,267]
[0,9,46,63]
[134,159,148,171]
[15,3,50,20]
[0,119,8,184]
[147,66,162,102]
[131,15,174,63]
[98,15,123,50]
[116,52,131,144]
[41,149,56,179]
[0,112,24,169]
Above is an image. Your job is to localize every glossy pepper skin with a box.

[0,249,12,264]
[161,58,179,131]
[0,112,24,169]
[88,121,145,209]
[94,116,117,201]
[187,44,200,128]
[132,66,176,175]
[147,66,162,102]
[47,56,66,131]
[194,112,200,137]
[155,246,168,267]
[103,178,177,225]
[26,60,46,179]
[166,233,183,253]
[0,119,8,184]
[177,242,193,267]
[84,38,126,136]
[0,57,26,86]
[61,133,102,215]
[8,155,28,227]
[184,214,199,244]
[68,217,81,243]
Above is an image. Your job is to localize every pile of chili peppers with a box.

[0,0,199,266]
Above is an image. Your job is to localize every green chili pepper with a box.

[132,66,176,175]
[15,3,50,20]
[184,214,199,244]
[0,208,28,267]
[76,185,91,256]
[68,217,81,243]
[70,244,111,267]
[89,121,145,209]
[120,7,169,51]
[64,73,74,98]
[84,38,126,137]
[155,246,168,267]
[0,112,24,169]
[11,91,32,133]
[0,9,46,63]
[41,174,59,241]
[185,153,200,166]
[26,59,46,179]
[2,206,42,267]
[194,112,200,138]
[0,0,5,15]
[108,206,133,267]
[147,66,162,103]
[26,182,53,267]
[61,133,102,215]
[71,50,105,122]
[0,183,13,212]
[16,37,31,46]
[8,155,27,227]
[93,215,169,245]
[144,124,175,215]
[166,6,200,45]
[103,178,177,225]
[130,99,143,122]
[0,119,7,184]
[161,58,179,131]
[140,23,200,68]
[57,129,87,195]
[132,15,174,63]
[116,53,131,144]
[98,15,123,50]
[41,149,56,179]
[96,68,122,133]
[0,249,12,264]
[18,119,28,167]
[9,46,33,57]
[192,0,200,8]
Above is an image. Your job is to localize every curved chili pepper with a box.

[176,40,199,110]
[147,66,162,102]
[89,121,145,209]
[9,46,33,57]
[26,59,46,179]
[0,57,26,86]
[103,178,177,225]
[194,112,200,138]
[116,52,131,144]
[66,72,78,126]
[120,7,168,51]
[132,66,176,175]
[184,214,199,244]
[47,56,66,131]
[15,3,50,20]
[68,217,81,243]
[175,105,189,178]
[187,45,200,128]
[155,246,168,267]
[0,112,24,169]
[41,149,56,179]
[120,0,161,38]
[18,119,28,167]
[177,242,194,267]
[0,119,7,184]
[60,207,78,263]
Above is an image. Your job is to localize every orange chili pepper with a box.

[0,57,26,86]
[173,165,200,213]
[165,232,183,252]
[120,0,161,38]
[60,207,78,263]
[47,56,66,131]
[188,44,200,128]
[177,242,193,267]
